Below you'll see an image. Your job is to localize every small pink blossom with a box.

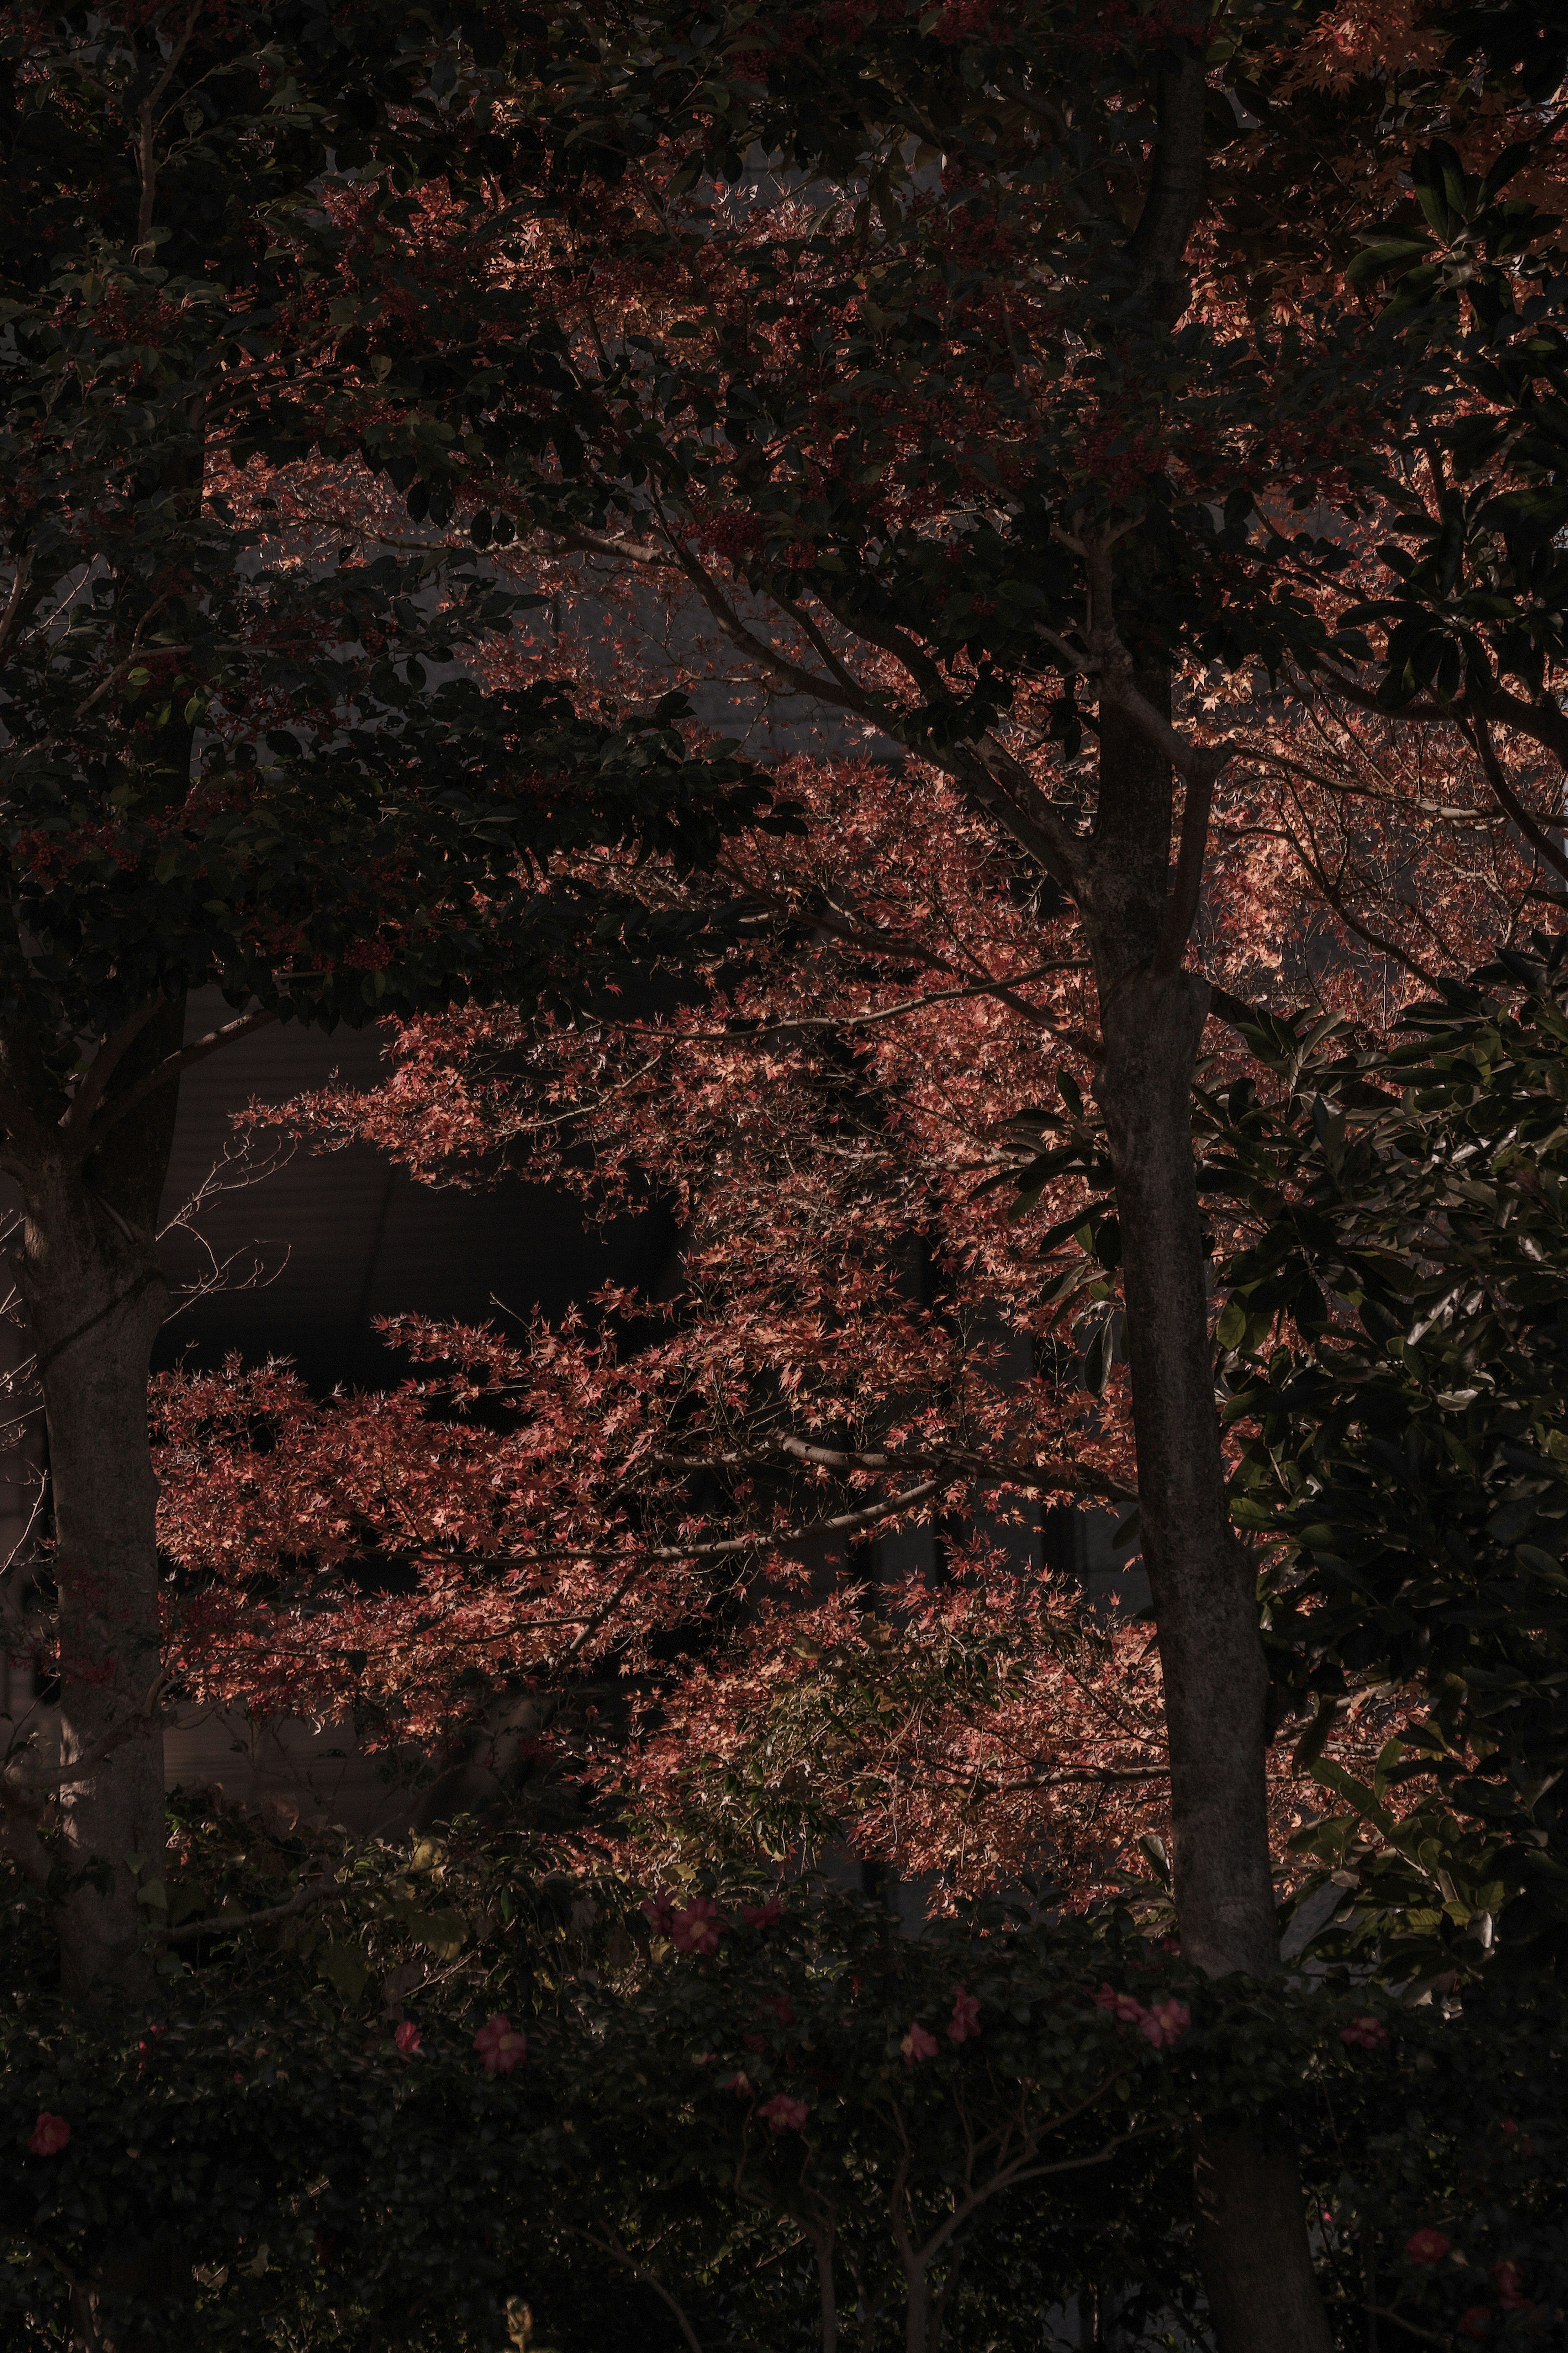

[760,1994,794,2026]
[671,1896,727,1956]
[1093,1983,1147,2027]
[393,2021,422,2058]
[1458,2310,1490,2341]
[640,1888,676,1936]
[1492,2260,1530,2311]
[901,2021,939,2065]
[28,2112,69,2157]
[741,1897,784,1929]
[947,1986,981,2044]
[1139,1999,1191,2051]
[472,2015,527,2075]
[1339,2016,1389,2052]
[759,2093,808,2131]
[1405,2228,1450,2266]
[721,2071,753,2096]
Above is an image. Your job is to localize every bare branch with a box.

[1464,706,1568,883]
[84,1011,278,1151]
[563,2231,706,2353]
[608,963,1089,1047]
[159,1873,343,1945]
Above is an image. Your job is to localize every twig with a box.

[1362,2306,1452,2347]
[1464,706,1568,884]
[563,2230,706,2353]
[159,1875,343,1946]
[607,964,1088,1046]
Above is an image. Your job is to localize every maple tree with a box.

[0,0,778,2014]
[7,3,1568,2347]
[135,7,1568,2341]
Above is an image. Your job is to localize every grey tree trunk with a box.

[1082,691,1330,2353]
[11,1003,184,2007]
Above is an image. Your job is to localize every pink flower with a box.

[947,1986,981,2044]
[1492,2260,1530,2311]
[671,1896,727,1956]
[741,1897,784,1929]
[640,1888,676,1936]
[1339,2016,1389,2052]
[472,2015,527,2075]
[1139,1999,1191,2051]
[28,2112,69,2157]
[1405,2228,1450,2266]
[721,2071,753,2096]
[1093,1983,1147,2027]
[760,1994,794,2026]
[759,2093,808,2131]
[393,2021,422,2058]
[1458,2310,1490,2341]
[901,2021,939,2065]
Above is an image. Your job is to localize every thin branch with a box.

[1361,2307,1452,2347]
[803,908,1099,1053]
[0,549,35,669]
[159,1874,343,1945]
[75,639,189,725]
[502,1476,947,1566]
[563,2230,706,2353]
[1464,705,1568,883]
[1277,823,1443,989]
[773,1433,1137,1504]
[84,1011,278,1150]
[608,964,1089,1047]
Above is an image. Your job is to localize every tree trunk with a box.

[11,1004,184,2007]
[1094,965,1275,1975]
[1083,691,1330,2353]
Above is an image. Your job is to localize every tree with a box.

[4,1833,1565,2350]
[496,20,1568,2338]
[0,1,772,2010]
[1203,938,1568,1990]
[11,2,1568,2342]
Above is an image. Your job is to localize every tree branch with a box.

[61,1000,169,1141]
[1463,705,1568,883]
[563,2230,706,2353]
[158,1873,343,1945]
[609,964,1089,1046]
[83,1011,278,1151]
[1152,753,1221,977]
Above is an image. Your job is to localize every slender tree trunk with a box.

[10,1004,184,2007]
[1082,690,1330,2353]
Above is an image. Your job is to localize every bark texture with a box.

[1082,689,1331,2353]
[10,1004,183,2006]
